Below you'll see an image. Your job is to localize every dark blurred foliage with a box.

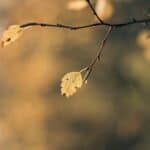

[0,0,149,150]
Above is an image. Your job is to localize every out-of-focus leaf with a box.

[67,0,88,11]
[61,72,83,97]
[95,0,114,20]
[143,48,150,62]
[137,30,150,49]
[1,25,24,47]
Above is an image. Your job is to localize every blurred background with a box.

[0,0,150,150]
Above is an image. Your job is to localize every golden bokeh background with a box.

[0,0,149,150]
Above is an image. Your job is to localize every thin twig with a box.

[83,26,113,81]
[90,26,113,66]
[20,17,150,30]
[86,0,103,24]
[20,22,100,30]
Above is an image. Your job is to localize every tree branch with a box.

[20,17,150,30]
[20,22,100,30]
[20,17,149,83]
[1,0,150,97]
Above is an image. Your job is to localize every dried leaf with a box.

[1,25,24,47]
[67,0,88,11]
[61,72,83,97]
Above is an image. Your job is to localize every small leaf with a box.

[61,72,83,97]
[1,25,24,47]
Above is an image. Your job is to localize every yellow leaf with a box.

[61,72,83,97]
[1,25,24,47]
